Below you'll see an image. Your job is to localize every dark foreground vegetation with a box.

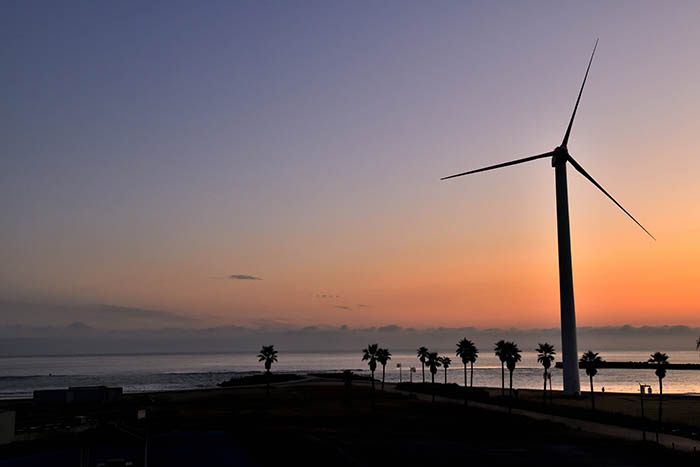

[308,372,375,381]
[396,382,491,401]
[1,380,698,466]
[217,373,304,387]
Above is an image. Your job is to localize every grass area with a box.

[3,381,700,466]
[308,372,374,381]
[120,382,700,466]
[398,382,700,438]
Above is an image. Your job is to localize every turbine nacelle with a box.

[551,146,569,167]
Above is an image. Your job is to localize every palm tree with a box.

[504,342,522,398]
[257,345,278,396]
[456,338,473,388]
[362,344,379,392]
[426,352,442,402]
[494,340,508,397]
[396,362,403,383]
[580,350,603,411]
[536,343,556,404]
[417,346,429,383]
[376,347,392,391]
[696,337,700,356]
[648,352,669,424]
[440,356,452,384]
[456,338,478,405]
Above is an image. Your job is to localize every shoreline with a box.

[3,368,700,402]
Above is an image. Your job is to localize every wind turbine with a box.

[441,40,654,395]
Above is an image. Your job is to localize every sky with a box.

[2,1,700,330]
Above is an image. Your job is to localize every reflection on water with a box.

[1,350,699,399]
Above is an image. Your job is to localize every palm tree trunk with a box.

[501,362,505,397]
[422,363,425,383]
[658,377,663,424]
[463,362,468,406]
[266,370,270,399]
[381,365,386,391]
[509,369,513,398]
[444,367,447,384]
[543,370,547,404]
[371,370,375,392]
[589,375,595,411]
[431,373,435,402]
[470,362,474,387]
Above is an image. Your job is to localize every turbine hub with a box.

[552,146,569,167]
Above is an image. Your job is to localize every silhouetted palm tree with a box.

[426,352,442,402]
[696,337,700,356]
[456,338,475,387]
[362,344,379,392]
[440,356,451,384]
[376,347,392,391]
[258,345,278,396]
[494,340,508,397]
[536,343,556,404]
[648,351,669,423]
[456,338,478,405]
[417,346,429,383]
[580,350,603,411]
[504,342,522,398]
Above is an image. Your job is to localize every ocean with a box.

[2,350,699,400]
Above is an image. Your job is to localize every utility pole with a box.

[639,384,651,442]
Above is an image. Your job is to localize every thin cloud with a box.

[229,274,262,281]
[315,293,340,299]
[335,305,351,310]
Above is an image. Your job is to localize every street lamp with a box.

[639,383,651,442]
[396,363,402,383]
[410,367,416,383]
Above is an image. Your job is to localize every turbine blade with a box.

[441,151,553,181]
[562,39,598,148]
[568,156,655,240]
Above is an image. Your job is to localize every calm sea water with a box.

[2,350,699,399]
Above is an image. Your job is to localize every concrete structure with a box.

[0,411,15,445]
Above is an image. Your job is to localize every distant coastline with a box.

[556,361,700,370]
